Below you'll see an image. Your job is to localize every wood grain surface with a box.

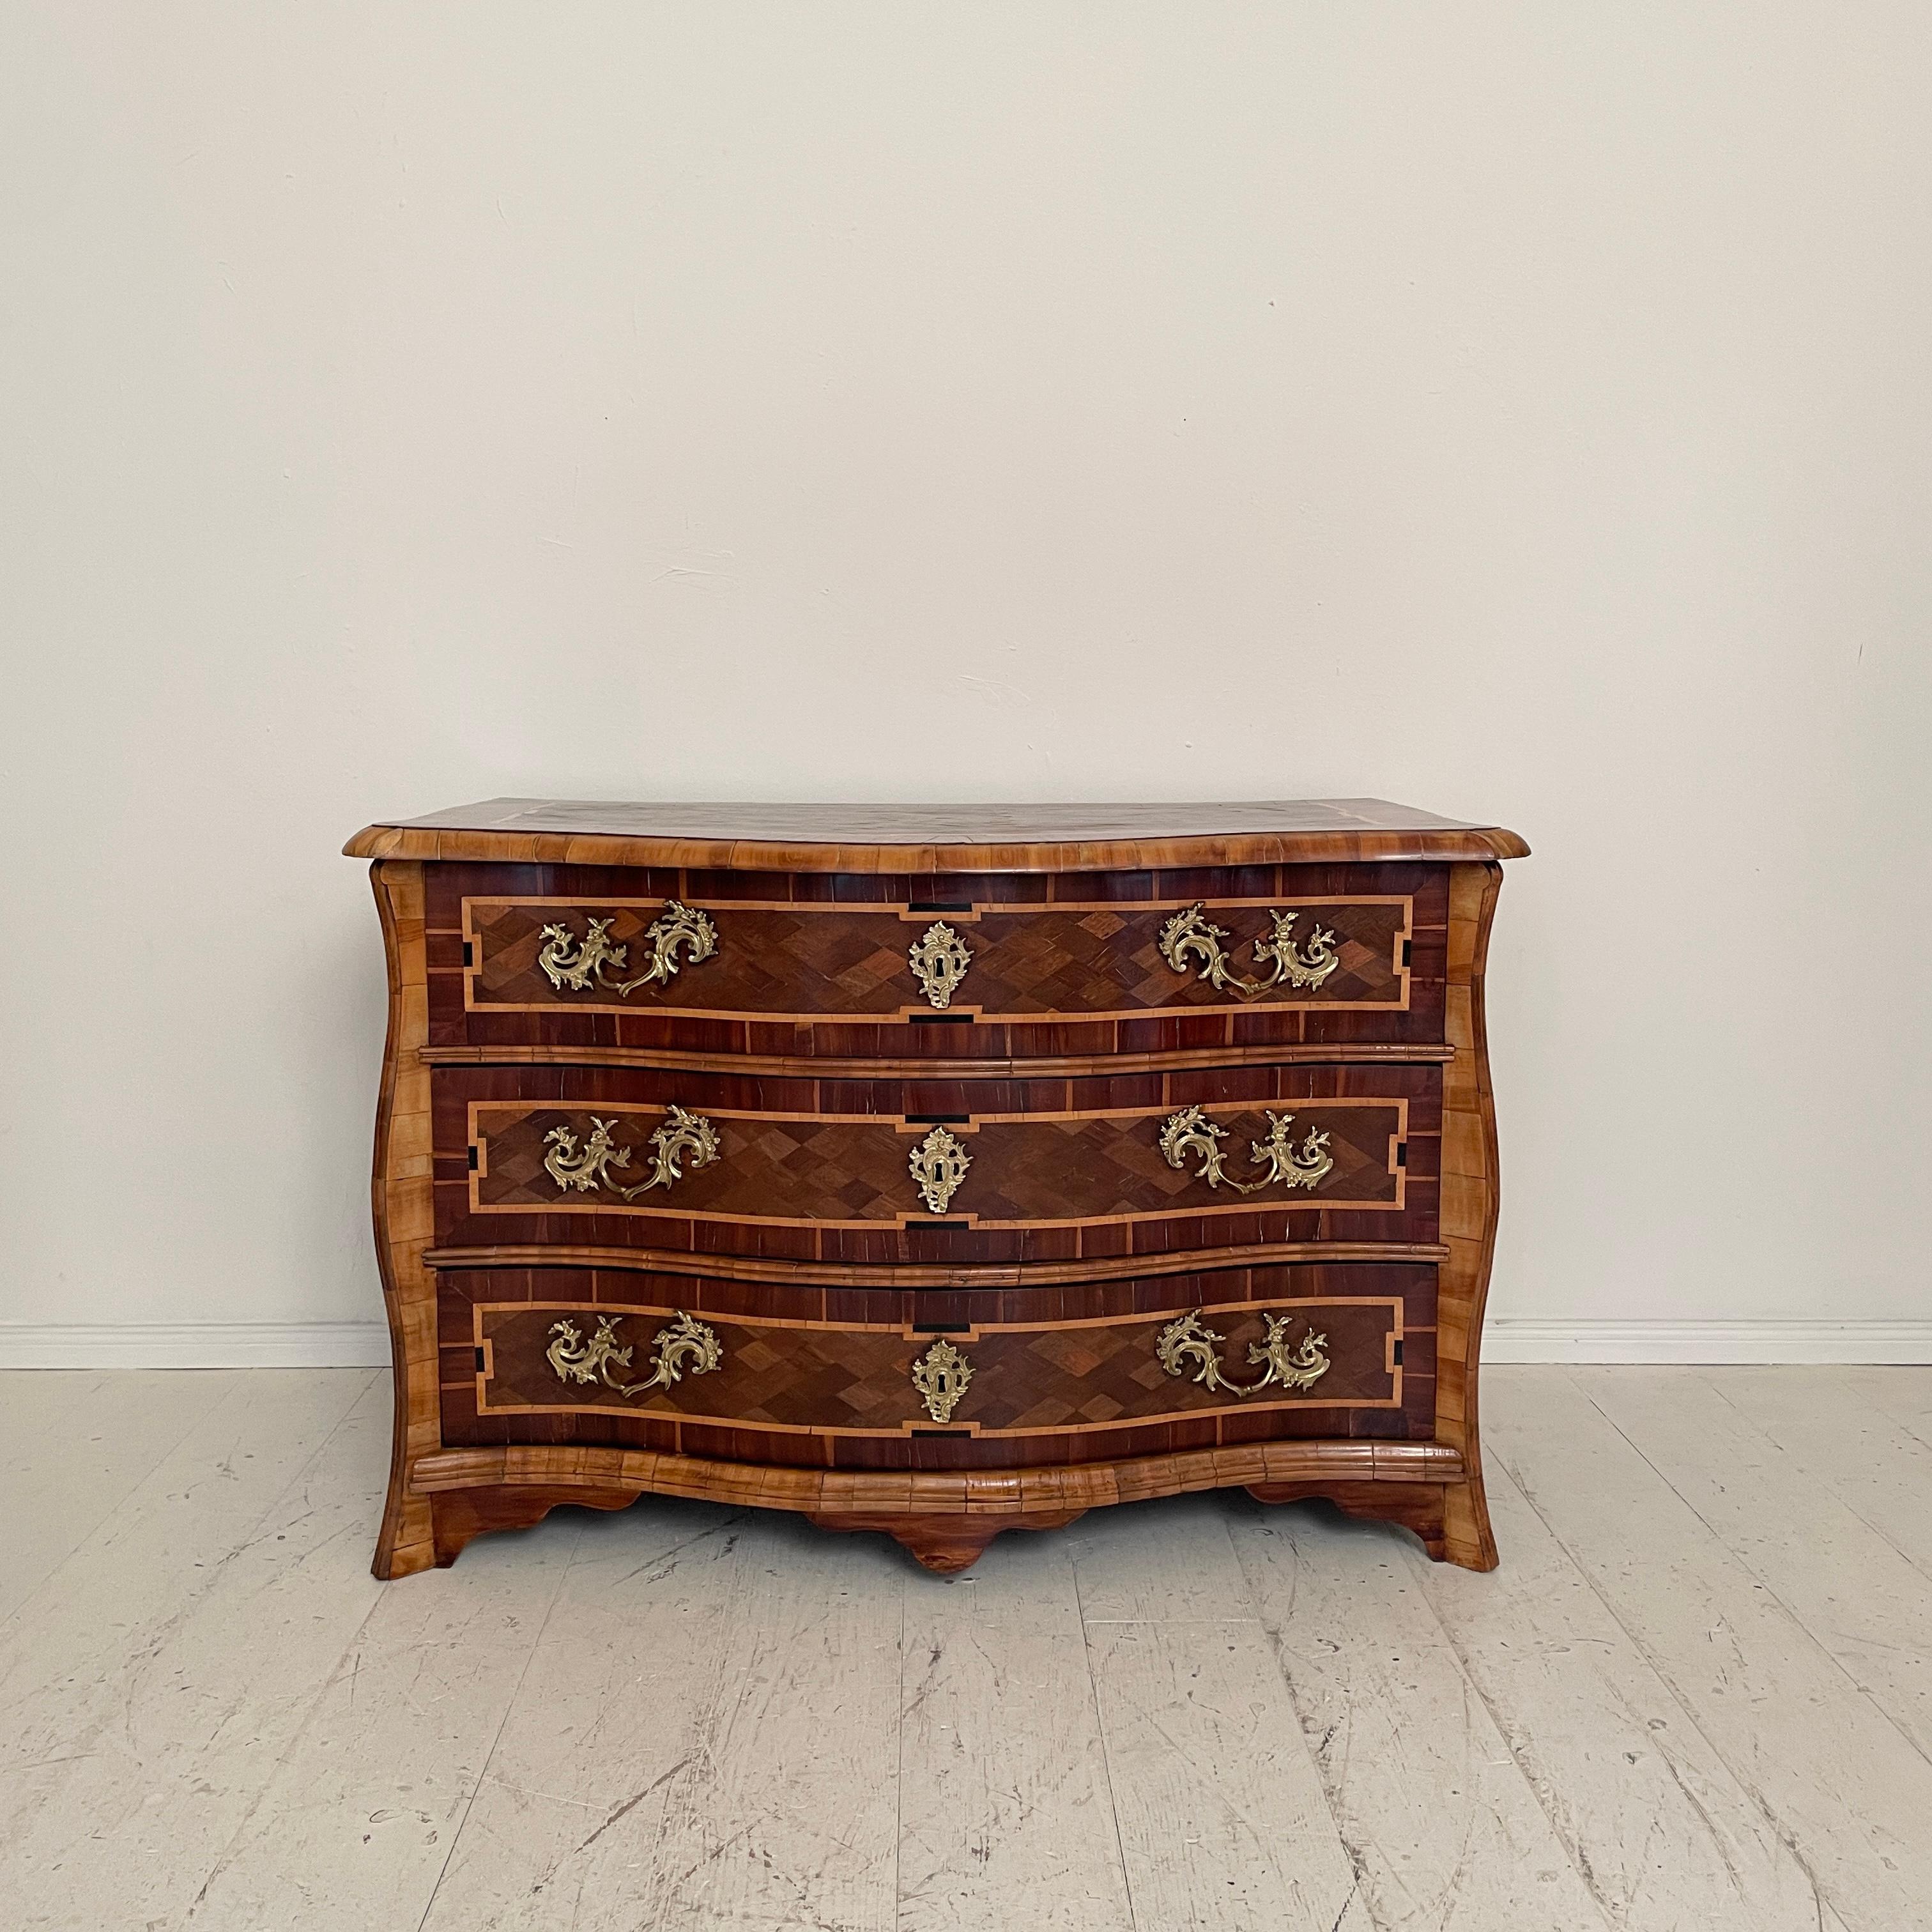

[433,1060,1438,1270]
[466,1093,1413,1230]
[348,795,1529,871]
[404,1434,1467,1575]
[424,855,1453,1055]
[356,822,1518,1577]
[464,1293,1406,1432]
[464,892,1413,1021]
[367,861,440,1579]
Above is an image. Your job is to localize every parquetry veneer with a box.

[348,799,1524,1576]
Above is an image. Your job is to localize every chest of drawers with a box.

[347,799,1526,1577]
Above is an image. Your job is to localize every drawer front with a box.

[433,1064,1437,1262]
[463,895,1412,1021]
[434,1262,1433,1463]
[424,862,1450,1055]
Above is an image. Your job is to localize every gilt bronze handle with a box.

[542,1106,723,1199]
[1154,1310,1331,1398]
[1156,903,1339,999]
[545,1312,724,1398]
[1156,1105,1333,1195]
[535,901,719,997]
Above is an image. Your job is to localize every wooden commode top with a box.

[353,797,1525,1579]
[346,795,1529,871]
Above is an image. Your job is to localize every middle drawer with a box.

[431,1063,1440,1266]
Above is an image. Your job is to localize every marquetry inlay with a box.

[353,797,1521,1578]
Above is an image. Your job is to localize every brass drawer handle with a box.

[908,1124,972,1213]
[1157,902,1339,999]
[542,1107,722,1199]
[536,901,718,997]
[545,1312,723,1397]
[1155,1310,1331,1397]
[908,921,974,1009]
[1158,1105,1333,1194]
[912,1338,974,1422]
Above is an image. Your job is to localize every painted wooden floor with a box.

[3,1367,1931,1931]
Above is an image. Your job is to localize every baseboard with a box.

[1481,1319,1932,1365]
[0,1317,1926,1370]
[0,1322,392,1369]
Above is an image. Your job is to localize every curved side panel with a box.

[369,861,442,1579]
[1436,861,1506,1570]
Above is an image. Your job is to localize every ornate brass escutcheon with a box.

[535,900,719,997]
[1156,1105,1333,1195]
[544,1310,724,1398]
[907,1124,972,1215]
[541,1105,723,1199]
[1154,1310,1331,1398]
[1156,902,1340,999]
[911,1338,975,1423]
[907,921,974,1009]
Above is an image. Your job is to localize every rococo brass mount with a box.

[544,1311,724,1398]
[535,901,719,997]
[542,1106,723,1199]
[911,1338,974,1423]
[907,921,974,1009]
[1154,1310,1331,1397]
[1158,1105,1335,1194]
[1157,902,1340,999]
[907,1124,972,1215]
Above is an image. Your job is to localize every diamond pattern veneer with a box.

[349,798,1524,1577]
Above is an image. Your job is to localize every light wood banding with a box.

[469,1294,1404,1437]
[422,1239,1451,1287]
[466,1095,1411,1234]
[420,1041,1459,1077]
[403,1437,1469,1572]
[356,801,1521,1578]
[463,893,1413,1024]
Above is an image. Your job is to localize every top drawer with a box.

[424,861,1450,1060]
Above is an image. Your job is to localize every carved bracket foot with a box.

[805,1508,1087,1575]
[381,1483,645,1575]
[1244,1479,1474,1567]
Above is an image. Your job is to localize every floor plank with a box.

[896,1534,1134,1932]
[1484,1367,1932,1930]
[1065,1487,1267,1625]
[0,1370,222,1623]
[411,1496,756,1932]
[0,1371,381,1931]
[180,1501,587,1930]
[4,1365,1929,1930]
[1715,1367,1932,1583]
[1086,1619,1371,1932]
[1225,1491,1620,1932]
[1071,1495,1368,1932]
[1577,1367,1932,1765]
[636,1510,904,1932]
[1839,1367,1932,1445]
[1421,1450,1851,1932]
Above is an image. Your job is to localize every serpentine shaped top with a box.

[347,798,1530,871]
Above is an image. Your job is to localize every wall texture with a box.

[4,4,1927,1361]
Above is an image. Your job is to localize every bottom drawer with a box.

[436,1263,1436,1468]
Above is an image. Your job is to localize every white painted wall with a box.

[4,4,1928,1361]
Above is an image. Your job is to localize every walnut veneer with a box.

[349,799,1524,1577]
